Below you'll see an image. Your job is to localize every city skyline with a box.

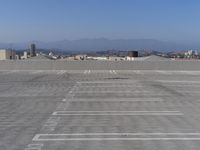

[0,0,200,44]
[1,38,200,51]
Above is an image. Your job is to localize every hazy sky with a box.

[0,0,199,43]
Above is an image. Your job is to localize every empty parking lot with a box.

[1,67,200,149]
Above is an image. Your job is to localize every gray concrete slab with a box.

[0,69,200,149]
[1,60,200,70]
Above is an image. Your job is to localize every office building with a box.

[30,44,36,57]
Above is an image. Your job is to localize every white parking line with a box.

[78,85,144,87]
[34,133,200,136]
[52,111,183,116]
[135,70,142,74]
[8,70,19,73]
[78,81,138,84]
[33,137,200,141]
[24,143,44,150]
[32,71,43,74]
[71,98,164,102]
[74,91,150,93]
[155,71,172,75]
[25,148,41,150]
[156,80,200,84]
[53,111,180,113]
[109,70,117,74]
[33,133,200,141]
[52,113,183,116]
[84,70,91,74]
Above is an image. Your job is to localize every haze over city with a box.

[0,0,200,49]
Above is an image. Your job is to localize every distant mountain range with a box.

[0,38,198,52]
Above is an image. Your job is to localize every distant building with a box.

[21,51,28,59]
[30,44,36,57]
[15,54,20,60]
[126,51,138,61]
[0,49,16,60]
[108,56,125,61]
[128,51,138,57]
[74,55,87,60]
[184,50,198,58]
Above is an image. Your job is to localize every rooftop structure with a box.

[128,51,138,57]
[0,49,16,60]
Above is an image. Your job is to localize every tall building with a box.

[0,49,16,60]
[30,44,36,57]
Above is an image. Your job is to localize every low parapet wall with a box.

[0,60,200,70]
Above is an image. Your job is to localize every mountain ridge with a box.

[0,38,197,51]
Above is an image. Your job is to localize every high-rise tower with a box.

[30,44,36,57]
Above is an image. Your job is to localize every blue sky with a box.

[0,0,199,43]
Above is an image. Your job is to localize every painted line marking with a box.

[25,148,41,150]
[53,111,180,113]
[84,70,91,74]
[156,80,200,84]
[71,99,164,102]
[32,71,43,74]
[32,138,200,141]
[51,113,183,116]
[78,81,138,83]
[27,144,44,148]
[25,144,44,150]
[33,133,200,136]
[78,85,144,87]
[33,133,200,141]
[164,84,200,87]
[155,71,172,75]
[135,70,142,74]
[74,91,151,93]
[52,111,183,116]
[8,70,19,73]
[109,70,117,74]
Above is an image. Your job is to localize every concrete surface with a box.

[0,69,200,150]
[0,60,200,70]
